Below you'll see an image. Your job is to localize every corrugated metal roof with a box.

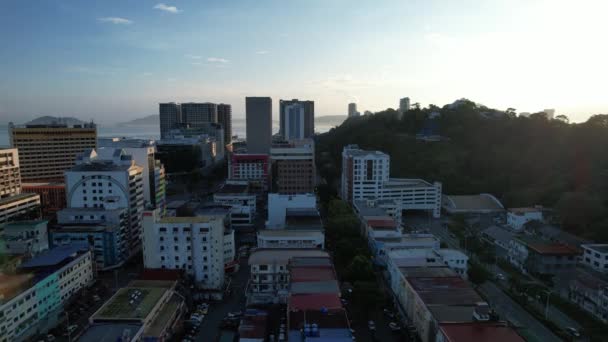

[289,293,342,311]
[20,244,88,268]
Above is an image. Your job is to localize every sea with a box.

[0,121,337,147]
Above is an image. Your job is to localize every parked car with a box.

[227,311,243,318]
[388,322,401,331]
[367,321,376,331]
[566,327,581,337]
[383,309,395,319]
[496,273,506,281]
[46,334,56,342]
[63,325,78,336]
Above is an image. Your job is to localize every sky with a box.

[1,0,607,125]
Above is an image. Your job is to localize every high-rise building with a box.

[0,148,41,224]
[159,102,182,139]
[142,209,234,290]
[65,148,145,254]
[348,103,359,117]
[246,97,272,154]
[181,102,218,128]
[270,139,315,194]
[9,120,97,182]
[399,97,411,113]
[543,109,555,119]
[217,103,232,144]
[279,99,314,140]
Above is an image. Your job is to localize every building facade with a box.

[65,148,144,255]
[159,102,182,139]
[217,103,232,144]
[142,210,232,290]
[213,182,257,227]
[279,99,314,139]
[267,193,317,229]
[181,102,218,128]
[270,139,315,194]
[229,154,270,192]
[9,121,97,182]
[507,207,543,230]
[1,220,49,255]
[21,182,66,218]
[246,97,272,154]
[348,103,359,117]
[581,244,608,273]
[399,97,411,113]
[0,148,21,198]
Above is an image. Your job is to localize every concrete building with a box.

[246,97,273,154]
[388,248,469,279]
[569,268,608,322]
[257,229,324,249]
[506,207,543,230]
[543,108,555,119]
[99,138,167,211]
[21,182,66,218]
[0,148,41,224]
[442,194,505,215]
[0,220,49,255]
[399,97,411,113]
[181,102,218,128]
[0,245,94,342]
[267,193,317,229]
[51,207,130,269]
[0,148,21,198]
[142,210,233,290]
[159,102,182,139]
[348,103,359,117]
[508,236,580,275]
[270,139,315,194]
[353,198,402,228]
[9,120,97,182]
[373,234,440,265]
[217,103,232,144]
[213,181,257,227]
[341,145,442,218]
[229,154,270,192]
[279,99,314,139]
[65,148,144,255]
[81,279,185,342]
[247,249,329,304]
[157,134,218,174]
[581,244,608,273]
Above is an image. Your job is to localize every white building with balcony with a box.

[582,244,608,273]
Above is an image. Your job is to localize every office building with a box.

[0,220,49,255]
[81,279,185,342]
[279,99,314,139]
[181,102,218,128]
[9,119,97,182]
[217,103,232,144]
[270,139,315,194]
[0,245,94,342]
[159,102,182,139]
[51,207,130,269]
[399,97,411,113]
[98,138,167,211]
[65,148,145,254]
[348,103,359,117]
[0,148,41,224]
[142,209,233,290]
[341,145,442,218]
[246,97,272,154]
[229,154,270,192]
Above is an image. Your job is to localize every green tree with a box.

[345,255,375,282]
[467,262,490,285]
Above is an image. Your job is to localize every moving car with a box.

[367,321,376,331]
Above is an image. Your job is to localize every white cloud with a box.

[255,50,269,55]
[185,54,202,59]
[97,17,132,25]
[207,57,229,63]
[154,3,181,14]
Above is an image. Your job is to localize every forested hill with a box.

[316,99,608,241]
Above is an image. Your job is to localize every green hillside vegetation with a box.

[316,99,608,241]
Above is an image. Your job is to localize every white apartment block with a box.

[0,148,41,224]
[257,229,325,249]
[142,210,233,290]
[65,148,144,254]
[435,249,469,277]
[98,138,167,211]
[582,244,608,273]
[0,245,94,342]
[0,148,21,198]
[341,145,441,218]
[388,248,469,280]
[267,193,317,229]
[507,207,543,230]
[213,181,257,227]
[1,220,49,255]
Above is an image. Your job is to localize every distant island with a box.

[116,114,347,127]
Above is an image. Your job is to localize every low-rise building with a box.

[442,194,505,215]
[81,280,185,342]
[388,248,468,280]
[581,244,608,273]
[229,154,269,192]
[373,234,440,265]
[569,268,608,322]
[508,236,580,275]
[0,245,94,342]
[353,198,402,227]
[267,193,317,229]
[213,181,256,227]
[507,207,543,230]
[436,322,525,342]
[0,193,41,224]
[0,220,49,255]
[247,249,329,304]
[142,209,233,291]
[238,309,268,342]
[257,229,324,249]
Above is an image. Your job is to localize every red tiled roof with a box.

[527,243,580,255]
[289,293,342,311]
[366,219,397,228]
[440,322,525,342]
[290,267,336,282]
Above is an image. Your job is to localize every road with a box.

[479,282,561,342]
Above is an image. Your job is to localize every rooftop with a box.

[289,257,333,268]
[509,207,542,214]
[248,249,329,265]
[20,244,88,269]
[582,244,608,254]
[216,182,249,194]
[353,200,391,217]
[538,225,591,248]
[289,293,342,311]
[366,218,397,229]
[289,309,350,330]
[78,323,143,342]
[399,267,457,278]
[385,178,434,188]
[517,236,581,255]
[442,194,504,212]
[290,267,336,283]
[144,293,182,337]
[157,215,221,224]
[407,276,483,306]
[258,229,324,237]
[0,192,40,205]
[238,309,268,339]
[482,226,515,244]
[2,220,48,228]
[166,200,187,209]
[291,280,340,294]
[439,322,525,342]
[285,209,323,230]
[93,280,174,321]
[69,162,133,172]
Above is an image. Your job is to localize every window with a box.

[259,265,268,271]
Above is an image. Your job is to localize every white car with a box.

[566,327,580,337]
[367,321,376,331]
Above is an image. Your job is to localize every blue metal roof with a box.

[20,244,88,268]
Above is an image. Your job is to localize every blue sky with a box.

[1,0,607,124]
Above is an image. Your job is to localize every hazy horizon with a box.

[2,0,607,124]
